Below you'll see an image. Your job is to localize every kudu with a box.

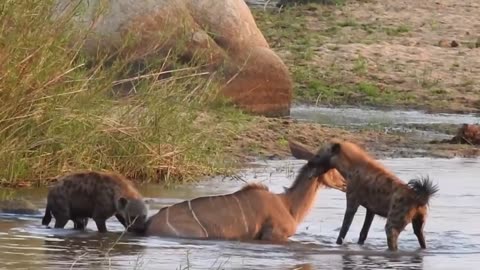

[305,140,439,251]
[143,141,346,241]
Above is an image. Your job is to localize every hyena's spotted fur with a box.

[307,140,439,251]
[42,171,148,233]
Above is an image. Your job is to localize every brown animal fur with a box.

[452,124,480,145]
[42,171,148,233]
[144,147,346,241]
[307,140,439,251]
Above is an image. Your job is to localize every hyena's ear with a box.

[331,143,341,155]
[118,197,128,210]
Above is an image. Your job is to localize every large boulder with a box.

[53,0,293,117]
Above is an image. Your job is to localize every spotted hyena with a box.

[306,140,439,251]
[42,171,148,233]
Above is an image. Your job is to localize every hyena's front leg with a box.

[93,210,109,233]
[336,199,360,245]
[358,209,375,245]
[115,214,128,228]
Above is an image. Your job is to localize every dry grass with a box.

[0,0,250,187]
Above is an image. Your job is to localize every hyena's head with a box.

[307,140,366,174]
[289,140,346,192]
[117,197,149,233]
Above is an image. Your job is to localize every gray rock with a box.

[0,198,41,215]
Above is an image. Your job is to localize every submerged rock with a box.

[0,198,41,215]
[52,0,293,117]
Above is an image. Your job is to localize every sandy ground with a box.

[316,0,480,112]
[239,0,480,161]
[254,0,480,113]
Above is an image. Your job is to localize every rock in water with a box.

[0,198,41,215]
[451,124,480,145]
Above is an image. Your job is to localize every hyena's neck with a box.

[335,163,362,184]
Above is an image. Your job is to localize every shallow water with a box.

[291,106,480,126]
[1,157,480,269]
[291,106,480,142]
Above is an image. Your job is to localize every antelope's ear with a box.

[288,140,315,160]
[331,143,341,155]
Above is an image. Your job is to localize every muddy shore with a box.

[235,0,480,163]
[2,0,479,189]
[227,113,480,163]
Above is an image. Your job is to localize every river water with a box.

[245,0,278,7]
[291,106,480,126]
[1,156,480,269]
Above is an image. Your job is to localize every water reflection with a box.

[41,233,147,269]
[290,263,314,270]
[341,254,424,270]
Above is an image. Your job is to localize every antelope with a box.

[304,140,439,251]
[143,141,346,241]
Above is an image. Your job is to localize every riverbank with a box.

[251,0,480,113]
[227,111,480,162]
[1,0,479,188]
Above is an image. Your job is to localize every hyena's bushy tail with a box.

[42,203,52,226]
[408,176,439,206]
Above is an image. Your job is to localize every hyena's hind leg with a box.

[51,205,70,229]
[385,223,401,251]
[412,213,427,249]
[53,214,69,229]
[385,207,410,251]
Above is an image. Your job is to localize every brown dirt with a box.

[238,0,480,163]
[254,0,480,113]
[313,0,480,113]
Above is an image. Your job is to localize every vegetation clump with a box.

[0,0,250,187]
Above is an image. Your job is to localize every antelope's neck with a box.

[283,177,322,224]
